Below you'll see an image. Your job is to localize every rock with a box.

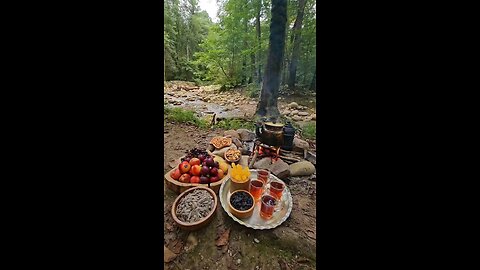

[311,114,316,120]
[253,157,272,170]
[289,161,316,176]
[164,246,177,262]
[232,137,243,148]
[298,112,309,116]
[212,144,237,156]
[290,110,299,115]
[288,102,298,108]
[270,159,290,179]
[207,144,215,152]
[239,155,249,167]
[237,129,256,142]
[186,97,196,101]
[293,138,309,150]
[292,115,302,121]
[236,259,241,265]
[254,238,260,243]
[224,130,240,139]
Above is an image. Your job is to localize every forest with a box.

[164,0,316,92]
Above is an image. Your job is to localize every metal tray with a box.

[219,170,293,230]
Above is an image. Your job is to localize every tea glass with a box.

[268,180,285,200]
[257,169,270,184]
[260,194,277,219]
[249,179,264,202]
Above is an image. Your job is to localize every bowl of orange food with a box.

[229,164,251,192]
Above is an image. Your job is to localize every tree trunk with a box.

[309,67,316,91]
[287,0,307,90]
[282,31,288,85]
[256,0,262,84]
[242,19,248,85]
[164,44,166,81]
[250,52,255,84]
[255,0,287,120]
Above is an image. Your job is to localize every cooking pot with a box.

[255,121,284,146]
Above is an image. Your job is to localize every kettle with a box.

[281,122,296,151]
[255,120,284,146]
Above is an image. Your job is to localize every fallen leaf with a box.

[215,228,230,247]
[305,230,316,240]
[164,246,177,262]
[167,239,183,254]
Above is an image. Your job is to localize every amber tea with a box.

[249,179,264,202]
[260,194,277,219]
[269,181,285,200]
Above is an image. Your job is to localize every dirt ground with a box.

[164,122,317,270]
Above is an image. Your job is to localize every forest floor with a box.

[163,81,317,270]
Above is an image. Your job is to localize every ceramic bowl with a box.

[228,190,255,219]
[171,186,218,231]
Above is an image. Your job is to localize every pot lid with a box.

[264,122,284,127]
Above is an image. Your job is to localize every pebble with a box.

[237,259,241,265]
[254,238,260,243]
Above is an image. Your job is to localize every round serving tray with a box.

[219,169,293,230]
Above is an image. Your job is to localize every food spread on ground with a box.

[210,136,232,149]
[176,189,214,223]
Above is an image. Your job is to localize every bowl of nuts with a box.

[224,148,241,163]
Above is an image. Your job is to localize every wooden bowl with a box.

[171,187,218,231]
[228,190,255,219]
[230,176,250,193]
[164,165,230,195]
[224,149,241,164]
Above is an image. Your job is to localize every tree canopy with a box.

[164,0,316,91]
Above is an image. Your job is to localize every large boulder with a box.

[290,110,299,116]
[237,129,256,142]
[289,161,316,176]
[311,114,316,120]
[270,159,290,179]
[252,157,272,170]
[293,137,309,151]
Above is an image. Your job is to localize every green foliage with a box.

[215,118,255,131]
[301,122,316,139]
[245,83,260,98]
[164,106,209,128]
